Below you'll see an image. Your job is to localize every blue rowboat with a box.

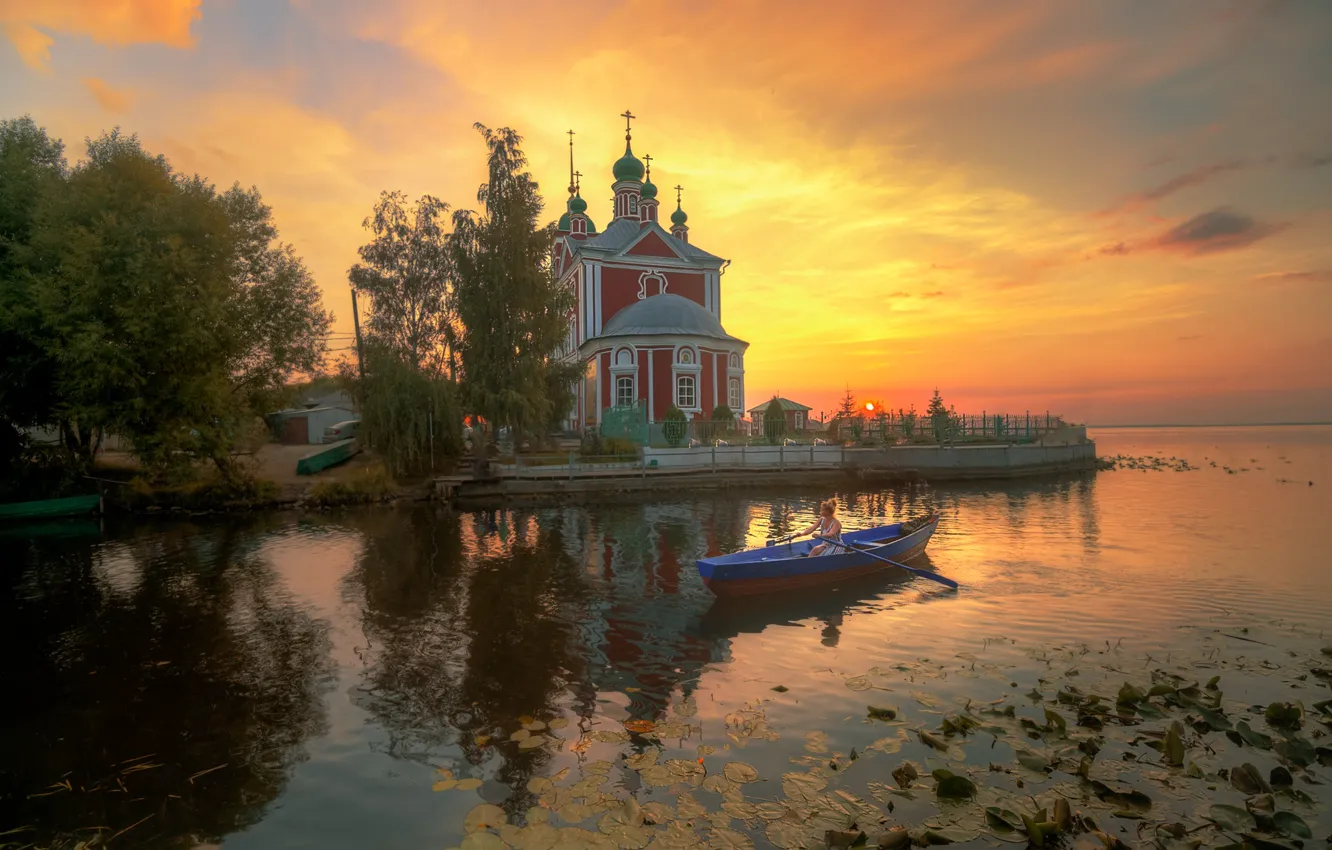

[697,512,942,598]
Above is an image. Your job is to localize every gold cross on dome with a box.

[621,110,635,136]
[674,184,683,204]
[643,153,653,179]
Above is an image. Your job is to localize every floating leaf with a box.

[919,730,949,751]
[1043,708,1067,735]
[1090,780,1152,811]
[639,766,673,787]
[985,807,1024,832]
[433,779,458,791]
[891,761,919,788]
[1230,763,1271,795]
[519,735,548,750]
[464,803,508,833]
[1264,702,1302,730]
[1233,721,1273,749]
[867,705,898,720]
[1272,811,1312,840]
[931,769,977,799]
[707,827,754,849]
[722,762,759,784]
[771,685,789,693]
[511,729,532,742]
[804,731,830,754]
[461,833,505,850]
[1117,683,1146,706]
[1164,721,1186,767]
[626,750,660,770]
[1016,750,1051,773]
[524,720,548,731]
[911,691,941,708]
[1209,804,1256,832]
[549,718,569,730]
[557,802,592,823]
[845,676,873,692]
[763,821,809,850]
[456,778,484,791]
[1273,735,1315,767]
[781,771,827,804]
[624,720,656,734]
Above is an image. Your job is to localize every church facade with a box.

[553,114,748,431]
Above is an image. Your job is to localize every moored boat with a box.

[0,494,103,522]
[697,512,942,597]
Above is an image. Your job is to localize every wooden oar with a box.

[813,535,959,590]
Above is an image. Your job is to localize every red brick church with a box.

[554,112,748,431]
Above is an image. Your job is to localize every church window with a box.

[729,352,740,369]
[728,378,740,410]
[616,376,635,408]
[676,375,696,409]
[678,348,694,365]
[629,196,638,215]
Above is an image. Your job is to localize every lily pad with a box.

[1272,811,1312,840]
[1163,721,1186,767]
[465,803,508,833]
[845,676,873,692]
[624,720,656,734]
[1208,804,1256,832]
[867,705,898,720]
[456,778,484,791]
[781,771,828,804]
[461,833,506,850]
[932,769,977,799]
[707,827,754,849]
[1090,780,1152,811]
[1233,721,1273,749]
[1264,702,1302,730]
[1230,763,1271,795]
[722,762,759,784]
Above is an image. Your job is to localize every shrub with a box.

[710,404,735,436]
[662,405,688,447]
[763,398,786,445]
[307,464,395,507]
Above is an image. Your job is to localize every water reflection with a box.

[0,518,332,848]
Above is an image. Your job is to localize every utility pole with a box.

[350,286,367,385]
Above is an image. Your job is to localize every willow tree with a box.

[347,191,460,474]
[449,124,580,457]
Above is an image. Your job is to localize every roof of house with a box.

[748,397,813,415]
[596,294,745,344]
[575,218,723,264]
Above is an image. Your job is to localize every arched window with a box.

[676,375,696,409]
[728,378,740,410]
[678,348,694,365]
[729,352,740,369]
[616,375,635,408]
[614,347,633,366]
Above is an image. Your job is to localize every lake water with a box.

[3,426,1330,849]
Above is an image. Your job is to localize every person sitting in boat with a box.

[799,499,843,557]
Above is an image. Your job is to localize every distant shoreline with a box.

[1088,422,1331,429]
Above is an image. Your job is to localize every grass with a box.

[120,469,279,511]
[306,464,396,507]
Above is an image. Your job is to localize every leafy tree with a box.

[349,191,454,374]
[927,388,950,441]
[344,343,462,476]
[763,397,786,445]
[710,403,735,436]
[449,124,581,457]
[662,405,688,447]
[0,117,67,452]
[8,124,329,476]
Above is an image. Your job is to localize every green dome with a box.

[557,211,571,231]
[570,193,588,214]
[587,218,598,234]
[670,203,688,226]
[612,142,644,183]
[640,180,658,200]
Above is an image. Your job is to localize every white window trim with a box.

[615,374,636,408]
[675,373,698,412]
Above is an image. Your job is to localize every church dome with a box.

[557,211,571,231]
[670,203,688,226]
[599,294,739,342]
[570,193,588,214]
[612,143,645,183]
[640,179,658,201]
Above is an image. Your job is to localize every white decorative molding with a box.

[637,269,668,300]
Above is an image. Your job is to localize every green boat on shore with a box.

[296,438,360,476]
[0,494,103,522]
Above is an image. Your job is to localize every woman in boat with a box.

[799,498,843,557]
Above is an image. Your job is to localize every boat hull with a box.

[0,494,102,522]
[698,514,941,598]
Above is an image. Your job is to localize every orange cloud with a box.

[83,77,133,113]
[1,0,199,61]
[3,21,53,71]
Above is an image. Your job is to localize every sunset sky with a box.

[4,0,1330,424]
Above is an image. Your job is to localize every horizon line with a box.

[1087,421,1332,429]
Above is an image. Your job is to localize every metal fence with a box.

[836,410,1066,444]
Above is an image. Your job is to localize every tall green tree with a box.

[763,397,787,445]
[0,117,67,444]
[349,191,454,374]
[927,388,950,442]
[11,125,329,474]
[449,124,581,452]
[346,191,461,474]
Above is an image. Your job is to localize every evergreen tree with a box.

[927,388,950,442]
[449,124,582,458]
[835,387,857,420]
[763,397,786,445]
